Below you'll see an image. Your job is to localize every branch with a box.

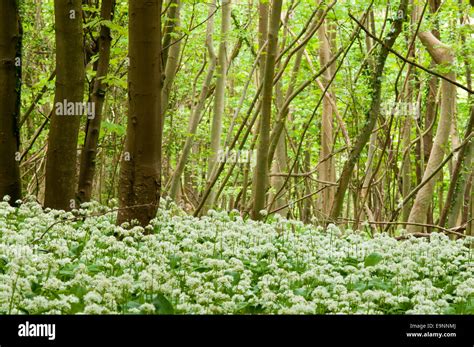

[349,14,473,94]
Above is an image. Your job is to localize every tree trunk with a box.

[330,0,408,220]
[161,0,180,71]
[442,105,474,228]
[258,0,269,83]
[117,0,163,227]
[167,0,216,200]
[270,72,288,215]
[44,0,85,210]
[317,15,335,216]
[206,0,232,208]
[0,0,22,202]
[251,0,283,220]
[407,31,456,233]
[161,0,181,121]
[77,0,116,203]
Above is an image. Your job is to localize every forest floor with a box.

[0,197,472,315]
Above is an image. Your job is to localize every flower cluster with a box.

[0,198,472,314]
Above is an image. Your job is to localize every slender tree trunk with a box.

[161,0,181,121]
[161,0,180,71]
[251,0,283,220]
[206,0,232,208]
[407,31,456,233]
[167,0,216,200]
[270,73,288,215]
[418,66,438,229]
[439,10,473,228]
[330,0,408,220]
[317,14,335,216]
[468,175,474,236]
[117,0,163,227]
[77,0,116,203]
[401,107,413,222]
[0,0,22,202]
[258,0,269,83]
[44,0,85,210]
[442,106,474,228]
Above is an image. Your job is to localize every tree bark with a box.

[167,0,216,200]
[161,0,180,71]
[77,0,116,203]
[0,0,22,202]
[251,0,283,220]
[330,0,409,220]
[161,0,181,121]
[317,14,335,216]
[407,31,456,233]
[258,0,269,83]
[44,0,85,210]
[441,105,474,228]
[206,0,232,208]
[117,0,163,227]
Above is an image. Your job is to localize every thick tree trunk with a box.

[117,0,163,227]
[407,31,456,233]
[44,0,85,210]
[0,0,22,202]
[251,0,283,220]
[77,0,116,203]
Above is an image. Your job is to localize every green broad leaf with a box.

[0,257,8,274]
[30,281,42,294]
[87,264,103,274]
[152,294,174,315]
[69,301,85,314]
[102,120,126,136]
[125,300,141,310]
[71,285,88,298]
[58,264,78,280]
[18,306,30,314]
[293,288,307,297]
[343,257,360,266]
[352,281,368,292]
[371,279,392,291]
[464,297,474,314]
[169,254,181,270]
[224,270,241,286]
[364,253,383,267]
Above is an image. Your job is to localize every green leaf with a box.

[152,294,174,315]
[69,301,85,314]
[224,270,241,286]
[364,253,383,267]
[125,300,141,310]
[169,255,181,270]
[87,264,103,274]
[31,281,42,294]
[0,257,8,274]
[293,288,307,297]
